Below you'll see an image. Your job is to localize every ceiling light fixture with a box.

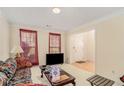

[52,8,61,14]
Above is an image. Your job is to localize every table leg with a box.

[41,70,43,78]
[72,81,76,86]
[91,82,94,86]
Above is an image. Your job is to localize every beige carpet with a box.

[31,64,95,86]
[31,64,121,86]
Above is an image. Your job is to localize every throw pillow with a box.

[15,56,32,70]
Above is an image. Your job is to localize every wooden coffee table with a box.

[40,67,76,86]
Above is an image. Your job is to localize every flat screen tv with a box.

[46,53,64,65]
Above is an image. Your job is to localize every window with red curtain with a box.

[20,29,39,65]
[49,33,61,53]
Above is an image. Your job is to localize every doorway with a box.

[69,30,95,72]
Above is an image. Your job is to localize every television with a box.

[46,53,64,65]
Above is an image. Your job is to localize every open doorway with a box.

[69,30,95,73]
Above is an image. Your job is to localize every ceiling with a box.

[0,7,124,31]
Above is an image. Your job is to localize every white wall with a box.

[87,30,95,62]
[0,12,10,61]
[96,15,124,84]
[10,24,66,65]
[67,14,124,84]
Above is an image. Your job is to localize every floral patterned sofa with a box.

[0,58,32,86]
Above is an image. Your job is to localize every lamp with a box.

[52,8,61,14]
[10,45,24,58]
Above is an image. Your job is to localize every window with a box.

[20,29,39,65]
[49,33,61,53]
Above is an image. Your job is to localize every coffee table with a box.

[40,66,76,86]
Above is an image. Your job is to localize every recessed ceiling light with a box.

[52,8,61,14]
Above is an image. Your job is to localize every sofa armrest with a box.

[0,78,3,86]
[0,72,8,86]
[15,83,47,86]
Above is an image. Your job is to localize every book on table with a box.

[52,75,69,83]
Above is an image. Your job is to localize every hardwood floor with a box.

[72,61,95,73]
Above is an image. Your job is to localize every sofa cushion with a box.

[15,56,32,70]
[0,58,17,80]
[7,68,32,86]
